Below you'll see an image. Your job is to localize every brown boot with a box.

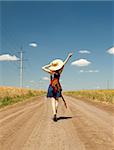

[53,114,57,122]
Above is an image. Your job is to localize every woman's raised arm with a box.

[63,52,73,66]
[42,64,52,74]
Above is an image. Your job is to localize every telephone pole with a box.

[19,47,24,88]
[107,80,109,89]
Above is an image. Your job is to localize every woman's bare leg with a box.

[51,98,58,121]
[51,98,56,115]
[55,99,59,114]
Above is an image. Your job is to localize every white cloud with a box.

[30,80,35,83]
[87,70,93,73]
[42,77,50,81]
[94,70,99,73]
[96,86,100,89]
[107,47,114,55]
[79,70,99,73]
[0,54,19,61]
[26,85,30,88]
[86,70,99,73]
[79,50,91,54]
[79,70,84,73]
[29,42,38,48]
[71,59,91,67]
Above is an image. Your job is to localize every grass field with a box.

[0,86,45,108]
[0,87,113,108]
[65,89,114,104]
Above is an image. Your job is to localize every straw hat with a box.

[49,59,64,71]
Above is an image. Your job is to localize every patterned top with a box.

[50,70,62,93]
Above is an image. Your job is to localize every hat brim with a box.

[49,59,64,71]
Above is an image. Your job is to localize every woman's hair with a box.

[50,71,60,80]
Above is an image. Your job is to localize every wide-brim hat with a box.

[49,59,64,71]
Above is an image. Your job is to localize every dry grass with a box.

[65,89,114,104]
[0,86,46,107]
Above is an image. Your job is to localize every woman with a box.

[42,52,73,122]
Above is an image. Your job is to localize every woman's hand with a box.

[42,63,52,74]
[68,52,73,58]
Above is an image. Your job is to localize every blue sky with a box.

[0,1,113,90]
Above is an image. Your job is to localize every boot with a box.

[53,114,57,122]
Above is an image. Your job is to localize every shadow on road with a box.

[57,116,72,121]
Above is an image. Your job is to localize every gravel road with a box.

[0,96,113,150]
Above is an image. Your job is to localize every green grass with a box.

[64,90,114,104]
[0,87,46,108]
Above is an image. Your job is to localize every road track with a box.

[0,96,113,150]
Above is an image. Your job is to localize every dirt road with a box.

[0,96,113,150]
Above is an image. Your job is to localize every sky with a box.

[0,1,114,90]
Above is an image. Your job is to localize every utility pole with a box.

[107,80,109,89]
[19,47,24,88]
